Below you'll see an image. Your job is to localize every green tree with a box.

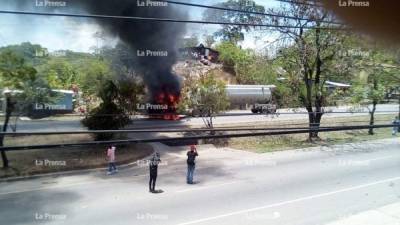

[203,0,265,44]
[81,80,130,140]
[100,43,145,113]
[180,72,229,129]
[267,2,347,140]
[351,44,400,134]
[0,50,52,168]
[81,44,145,140]
[76,58,112,112]
[37,59,77,89]
[351,80,385,134]
[216,41,253,81]
[216,41,300,108]
[0,42,48,66]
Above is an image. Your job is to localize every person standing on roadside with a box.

[107,145,118,175]
[149,152,161,193]
[392,116,400,136]
[186,145,198,184]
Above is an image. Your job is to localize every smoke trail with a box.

[75,0,186,98]
[9,0,187,98]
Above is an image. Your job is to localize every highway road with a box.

[6,104,399,132]
[0,138,399,225]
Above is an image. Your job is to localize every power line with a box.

[216,111,398,116]
[164,0,342,25]
[1,124,390,136]
[0,127,301,136]
[274,0,324,8]
[0,10,344,30]
[196,117,393,128]
[3,110,396,118]
[0,117,392,136]
[0,124,397,151]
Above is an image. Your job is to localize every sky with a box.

[0,0,281,53]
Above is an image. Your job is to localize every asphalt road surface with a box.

[0,138,399,225]
[8,104,399,132]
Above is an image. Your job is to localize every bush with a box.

[81,101,130,140]
[81,80,131,140]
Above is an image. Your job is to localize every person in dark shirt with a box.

[149,152,161,193]
[186,145,198,184]
[392,116,400,136]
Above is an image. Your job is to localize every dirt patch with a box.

[228,114,397,153]
[0,134,153,178]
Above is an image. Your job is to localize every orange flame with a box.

[150,90,181,120]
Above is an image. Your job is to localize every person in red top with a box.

[106,145,118,175]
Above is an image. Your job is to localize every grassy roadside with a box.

[228,114,398,153]
[0,134,153,178]
[0,113,397,177]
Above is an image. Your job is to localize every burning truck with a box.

[144,87,181,120]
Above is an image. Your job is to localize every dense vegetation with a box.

[204,0,400,140]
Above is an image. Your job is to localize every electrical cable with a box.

[0,10,345,30]
[0,124,397,151]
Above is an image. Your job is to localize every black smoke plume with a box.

[11,0,186,99]
[75,0,186,99]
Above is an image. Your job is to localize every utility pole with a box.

[0,94,14,168]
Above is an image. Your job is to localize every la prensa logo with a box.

[338,0,370,7]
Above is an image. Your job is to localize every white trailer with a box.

[225,85,277,113]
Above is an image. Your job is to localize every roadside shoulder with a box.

[324,202,400,225]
